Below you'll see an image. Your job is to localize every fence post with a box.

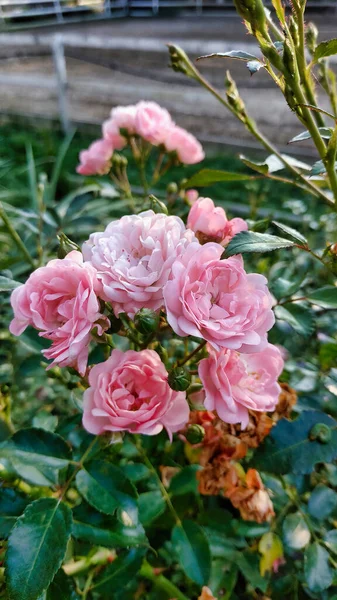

[54,0,64,22]
[52,35,71,134]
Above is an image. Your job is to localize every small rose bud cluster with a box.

[10,103,284,448]
[77,101,204,176]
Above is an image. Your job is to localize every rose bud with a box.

[134,308,160,335]
[185,423,205,444]
[168,366,191,392]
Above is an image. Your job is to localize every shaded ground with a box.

[0,14,336,154]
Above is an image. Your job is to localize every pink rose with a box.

[187,197,248,245]
[165,126,204,164]
[199,344,283,428]
[77,139,113,176]
[185,189,199,206]
[134,101,174,145]
[102,105,137,150]
[9,251,108,376]
[83,210,196,318]
[163,242,274,352]
[82,349,190,438]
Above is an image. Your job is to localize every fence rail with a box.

[0,0,336,25]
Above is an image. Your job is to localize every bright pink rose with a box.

[134,101,174,145]
[187,197,248,245]
[82,349,190,438]
[9,251,108,376]
[102,105,137,150]
[83,210,196,318]
[165,125,204,164]
[199,344,283,428]
[163,242,274,352]
[77,139,113,176]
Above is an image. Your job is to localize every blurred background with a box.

[0,0,337,153]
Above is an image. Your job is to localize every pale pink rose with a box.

[102,104,137,150]
[9,251,109,376]
[134,101,174,145]
[77,139,113,176]
[187,197,248,245]
[163,242,274,353]
[165,125,204,164]
[82,349,190,438]
[199,344,283,428]
[185,189,199,206]
[83,210,196,318]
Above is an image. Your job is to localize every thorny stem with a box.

[190,69,334,208]
[0,201,36,268]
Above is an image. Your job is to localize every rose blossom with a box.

[199,344,283,428]
[9,251,109,376]
[103,104,137,150]
[185,189,199,206]
[83,210,196,317]
[163,242,274,352]
[165,125,205,164]
[77,139,113,176]
[134,101,174,145]
[187,197,248,245]
[82,349,190,438]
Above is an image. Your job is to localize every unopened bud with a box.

[233,0,268,37]
[57,233,80,259]
[119,155,128,168]
[149,194,168,215]
[225,71,247,120]
[309,423,331,444]
[168,366,191,391]
[168,44,197,79]
[289,17,299,47]
[167,182,178,195]
[283,39,296,78]
[134,308,160,335]
[185,423,205,444]
[305,22,318,54]
[259,40,284,72]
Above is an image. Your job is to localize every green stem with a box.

[178,340,207,367]
[135,439,182,526]
[0,201,36,268]
[139,560,189,600]
[190,70,334,208]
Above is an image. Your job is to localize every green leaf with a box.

[72,518,147,548]
[183,169,253,188]
[0,276,21,292]
[172,520,211,586]
[92,548,145,596]
[197,50,259,61]
[237,551,268,593]
[324,530,337,554]
[282,513,311,549]
[307,286,337,309]
[274,303,315,337]
[32,412,58,432]
[304,543,333,593]
[240,156,269,174]
[76,460,138,524]
[310,159,326,176]
[0,428,71,487]
[0,489,29,539]
[169,465,201,496]
[289,128,333,143]
[272,221,308,244]
[223,231,295,258]
[138,491,166,526]
[251,411,337,475]
[314,38,337,62]
[45,569,77,600]
[308,484,337,520]
[44,130,75,205]
[5,498,72,600]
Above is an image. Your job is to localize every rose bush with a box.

[2,3,337,599]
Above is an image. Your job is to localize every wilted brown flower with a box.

[160,465,180,488]
[198,586,218,600]
[273,382,297,421]
[224,467,275,523]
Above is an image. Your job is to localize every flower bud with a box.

[149,194,168,215]
[225,71,247,120]
[167,182,178,195]
[168,44,197,79]
[233,0,268,37]
[289,17,299,47]
[309,423,331,444]
[168,366,191,391]
[134,308,160,335]
[305,22,318,54]
[57,233,80,259]
[185,423,205,444]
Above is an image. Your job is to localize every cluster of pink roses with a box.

[77,101,204,176]
[10,103,283,439]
